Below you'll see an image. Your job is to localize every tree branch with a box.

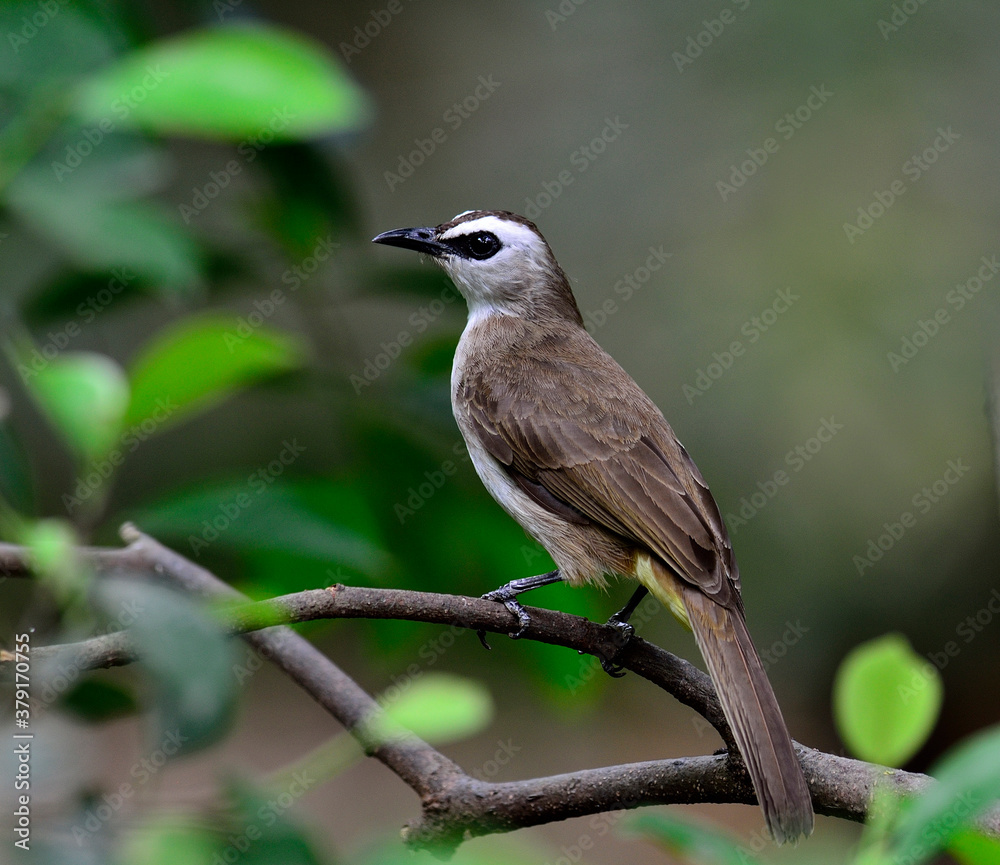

[2,527,995,853]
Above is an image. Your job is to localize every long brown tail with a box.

[682,585,814,844]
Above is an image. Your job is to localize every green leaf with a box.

[25,352,129,460]
[854,783,905,865]
[833,633,942,766]
[624,812,759,865]
[100,579,238,754]
[74,24,370,140]
[131,480,392,582]
[125,314,305,431]
[60,677,139,723]
[356,835,536,865]
[949,828,1000,865]
[0,425,34,514]
[222,780,328,865]
[121,816,219,865]
[369,673,493,746]
[21,517,87,601]
[6,170,202,290]
[889,724,1000,862]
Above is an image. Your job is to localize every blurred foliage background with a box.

[1,1,999,863]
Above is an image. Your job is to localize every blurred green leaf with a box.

[833,634,942,766]
[372,673,494,745]
[100,579,238,754]
[0,4,118,87]
[949,828,1000,865]
[60,677,139,723]
[625,812,759,865]
[6,169,202,290]
[356,834,538,865]
[260,675,492,794]
[22,517,85,600]
[223,780,329,865]
[74,23,370,140]
[131,479,392,582]
[125,314,306,431]
[25,351,128,460]
[121,816,219,865]
[854,782,905,865]
[889,724,1000,862]
[0,425,35,514]
[255,143,362,253]
[21,269,145,326]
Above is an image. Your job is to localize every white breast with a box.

[450,320,606,586]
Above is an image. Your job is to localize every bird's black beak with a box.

[371,226,448,258]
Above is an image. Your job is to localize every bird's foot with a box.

[481,585,532,639]
[598,613,635,677]
[476,570,562,649]
[476,587,532,648]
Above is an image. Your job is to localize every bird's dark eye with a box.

[461,231,501,260]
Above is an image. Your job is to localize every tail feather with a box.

[682,585,814,844]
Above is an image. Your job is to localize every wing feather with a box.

[458,321,739,604]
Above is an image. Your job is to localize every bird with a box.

[372,209,814,843]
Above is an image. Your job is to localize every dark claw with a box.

[601,657,627,677]
[476,629,492,650]
[606,616,635,646]
[598,615,636,678]
[481,587,532,640]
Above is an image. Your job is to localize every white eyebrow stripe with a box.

[440,215,541,247]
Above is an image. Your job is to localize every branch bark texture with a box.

[0,527,988,853]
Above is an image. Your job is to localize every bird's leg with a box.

[598,585,649,677]
[477,569,563,646]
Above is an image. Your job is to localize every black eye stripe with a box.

[448,230,501,260]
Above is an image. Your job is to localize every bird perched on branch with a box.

[373,210,814,843]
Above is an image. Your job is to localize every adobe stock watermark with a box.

[187,439,307,556]
[852,458,970,575]
[544,795,646,865]
[544,0,592,31]
[63,397,179,513]
[6,0,69,53]
[213,0,247,20]
[338,0,420,63]
[899,588,1000,706]
[682,288,800,404]
[178,107,297,223]
[692,619,810,740]
[394,440,471,523]
[521,116,629,220]
[222,235,339,352]
[878,0,935,40]
[468,739,522,782]
[36,599,145,712]
[350,284,460,394]
[211,771,317,863]
[15,268,137,383]
[384,74,501,192]
[52,71,171,181]
[843,126,960,243]
[672,0,752,73]
[724,416,843,533]
[580,245,672,333]
[887,254,999,372]
[70,728,189,845]
[889,791,980,864]
[716,85,833,201]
